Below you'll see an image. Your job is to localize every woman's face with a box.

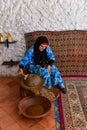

[39,44,47,52]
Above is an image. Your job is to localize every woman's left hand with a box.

[47,65,51,72]
[36,65,40,68]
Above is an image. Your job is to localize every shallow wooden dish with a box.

[18,96,51,118]
[40,87,59,101]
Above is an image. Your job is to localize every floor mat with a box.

[59,78,87,130]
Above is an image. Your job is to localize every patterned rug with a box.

[58,77,87,130]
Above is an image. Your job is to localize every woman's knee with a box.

[41,68,50,77]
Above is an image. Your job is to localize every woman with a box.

[18,36,67,94]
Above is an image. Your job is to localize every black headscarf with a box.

[34,36,49,67]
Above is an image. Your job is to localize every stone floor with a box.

[0,77,57,130]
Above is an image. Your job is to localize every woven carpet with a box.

[57,77,87,130]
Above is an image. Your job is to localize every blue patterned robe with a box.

[19,45,64,88]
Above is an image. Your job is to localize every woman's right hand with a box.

[18,68,24,75]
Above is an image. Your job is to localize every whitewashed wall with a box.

[0,0,87,76]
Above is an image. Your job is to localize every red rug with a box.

[58,77,87,130]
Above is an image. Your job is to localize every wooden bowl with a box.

[20,74,44,95]
[24,74,44,87]
[18,96,51,118]
[40,87,59,101]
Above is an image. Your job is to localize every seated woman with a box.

[18,36,67,94]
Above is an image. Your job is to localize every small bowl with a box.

[18,96,51,118]
[40,87,59,101]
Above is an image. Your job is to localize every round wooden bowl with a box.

[20,74,44,95]
[18,96,51,118]
[40,87,60,101]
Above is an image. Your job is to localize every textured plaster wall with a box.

[0,0,87,76]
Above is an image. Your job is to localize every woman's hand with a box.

[47,65,51,72]
[36,65,40,68]
[18,68,24,75]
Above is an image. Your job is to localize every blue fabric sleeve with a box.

[19,45,34,68]
[46,46,55,61]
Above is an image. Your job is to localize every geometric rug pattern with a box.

[59,78,87,130]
